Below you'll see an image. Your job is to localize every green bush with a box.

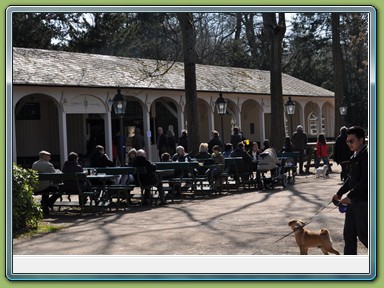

[12,163,43,235]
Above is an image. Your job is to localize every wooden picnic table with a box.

[37,172,99,213]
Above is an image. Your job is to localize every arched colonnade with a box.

[13,86,334,167]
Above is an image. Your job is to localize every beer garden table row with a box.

[36,155,299,214]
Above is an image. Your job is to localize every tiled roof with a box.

[13,47,334,97]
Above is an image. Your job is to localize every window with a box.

[308,112,318,135]
[250,123,255,134]
[15,102,41,120]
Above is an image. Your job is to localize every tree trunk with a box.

[332,13,345,137]
[234,13,242,40]
[177,13,200,156]
[262,13,286,148]
[244,13,258,59]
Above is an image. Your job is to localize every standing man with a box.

[131,128,145,150]
[166,129,177,156]
[32,150,61,215]
[292,125,308,175]
[178,129,189,153]
[230,127,243,148]
[332,126,368,254]
[334,126,354,182]
[208,130,223,153]
[156,127,168,160]
[115,131,127,165]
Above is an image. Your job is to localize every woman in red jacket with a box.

[315,134,332,173]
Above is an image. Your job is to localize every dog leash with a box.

[254,200,335,252]
[303,200,333,227]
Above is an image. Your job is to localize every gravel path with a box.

[13,168,368,256]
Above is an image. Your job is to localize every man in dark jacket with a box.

[133,149,165,205]
[208,130,223,153]
[178,129,189,153]
[90,145,115,167]
[332,126,368,255]
[131,128,145,150]
[62,152,88,204]
[230,142,253,180]
[157,127,168,160]
[62,152,84,188]
[292,125,308,174]
[334,126,354,182]
[89,145,115,186]
[230,127,244,148]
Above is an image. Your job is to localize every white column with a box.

[260,110,265,144]
[178,108,185,135]
[143,108,152,161]
[317,104,323,134]
[236,106,242,130]
[58,110,68,168]
[104,112,113,160]
[301,103,306,132]
[208,107,215,136]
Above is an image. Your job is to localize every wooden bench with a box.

[154,162,201,198]
[95,167,138,209]
[223,157,255,191]
[162,161,225,197]
[37,172,99,213]
[95,166,164,207]
[277,151,299,183]
[134,166,164,205]
[191,162,223,197]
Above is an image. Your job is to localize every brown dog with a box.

[288,219,340,255]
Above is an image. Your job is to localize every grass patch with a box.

[14,222,65,239]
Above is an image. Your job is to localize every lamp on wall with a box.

[339,98,348,116]
[285,95,295,135]
[113,88,127,165]
[215,92,228,144]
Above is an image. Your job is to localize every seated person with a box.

[133,149,165,206]
[32,150,61,215]
[282,136,294,152]
[230,142,253,165]
[61,152,89,204]
[90,145,115,167]
[161,152,172,162]
[120,148,137,185]
[222,143,233,158]
[126,148,137,167]
[262,139,272,152]
[248,142,262,187]
[210,145,225,191]
[195,143,211,175]
[160,152,174,179]
[211,145,225,167]
[171,146,193,197]
[89,145,115,186]
[195,143,211,161]
[171,145,193,177]
[171,145,192,162]
[248,141,261,163]
[230,142,253,181]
